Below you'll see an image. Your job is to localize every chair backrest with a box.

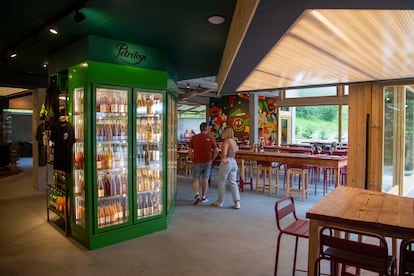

[400,239,414,275]
[318,225,392,274]
[274,196,298,232]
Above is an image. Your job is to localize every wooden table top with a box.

[306,185,414,238]
[236,149,347,163]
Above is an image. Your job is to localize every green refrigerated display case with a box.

[66,59,177,250]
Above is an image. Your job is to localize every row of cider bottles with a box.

[97,171,128,198]
[137,192,161,218]
[96,143,128,170]
[75,197,85,226]
[97,199,128,228]
[136,94,162,114]
[136,116,161,141]
[97,120,127,141]
[137,167,161,192]
[136,143,160,166]
[97,94,128,113]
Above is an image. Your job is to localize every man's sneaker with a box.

[201,196,209,203]
[193,195,202,205]
[212,201,224,207]
[233,200,241,209]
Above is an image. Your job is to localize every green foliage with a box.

[295,106,347,141]
[296,106,337,121]
[320,130,327,140]
[302,127,314,139]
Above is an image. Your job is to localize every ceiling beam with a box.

[217,0,259,94]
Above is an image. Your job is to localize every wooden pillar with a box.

[348,83,371,189]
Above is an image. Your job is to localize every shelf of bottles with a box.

[73,87,86,227]
[46,170,69,236]
[47,170,67,216]
[96,88,129,228]
[136,92,163,219]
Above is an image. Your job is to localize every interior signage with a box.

[115,43,147,65]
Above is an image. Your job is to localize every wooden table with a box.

[306,186,414,275]
[235,150,347,187]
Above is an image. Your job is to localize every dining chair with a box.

[399,238,414,275]
[314,225,396,276]
[274,196,309,276]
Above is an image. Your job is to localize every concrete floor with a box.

[0,158,329,276]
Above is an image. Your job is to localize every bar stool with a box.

[286,167,308,201]
[237,159,254,192]
[185,158,193,176]
[256,162,279,195]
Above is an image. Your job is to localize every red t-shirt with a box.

[188,133,217,164]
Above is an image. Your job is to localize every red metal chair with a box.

[314,225,396,276]
[274,196,309,275]
[400,239,414,275]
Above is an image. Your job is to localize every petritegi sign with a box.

[115,43,147,65]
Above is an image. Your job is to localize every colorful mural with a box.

[209,95,250,141]
[258,96,277,145]
[209,94,277,144]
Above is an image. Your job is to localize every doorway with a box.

[383,84,414,196]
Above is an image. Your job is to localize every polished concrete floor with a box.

[0,158,329,276]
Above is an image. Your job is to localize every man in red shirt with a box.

[188,122,218,205]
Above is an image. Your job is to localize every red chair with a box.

[274,196,309,275]
[400,239,414,275]
[315,225,396,276]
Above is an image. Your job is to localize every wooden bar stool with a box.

[185,158,193,176]
[286,167,308,201]
[256,162,279,195]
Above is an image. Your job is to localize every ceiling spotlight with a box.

[74,10,85,23]
[10,52,17,58]
[208,15,225,25]
[49,27,58,35]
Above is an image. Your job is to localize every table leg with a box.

[334,166,340,187]
[308,219,319,276]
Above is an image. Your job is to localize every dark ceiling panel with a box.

[0,0,236,88]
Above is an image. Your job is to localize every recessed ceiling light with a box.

[49,27,58,35]
[208,15,225,25]
[10,53,17,58]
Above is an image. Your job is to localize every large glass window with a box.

[383,85,414,196]
[294,105,342,143]
[285,86,337,98]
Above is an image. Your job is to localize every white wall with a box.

[178,118,205,141]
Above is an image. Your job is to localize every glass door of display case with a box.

[95,87,130,229]
[73,87,86,227]
[135,90,163,219]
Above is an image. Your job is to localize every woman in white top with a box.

[212,127,240,209]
